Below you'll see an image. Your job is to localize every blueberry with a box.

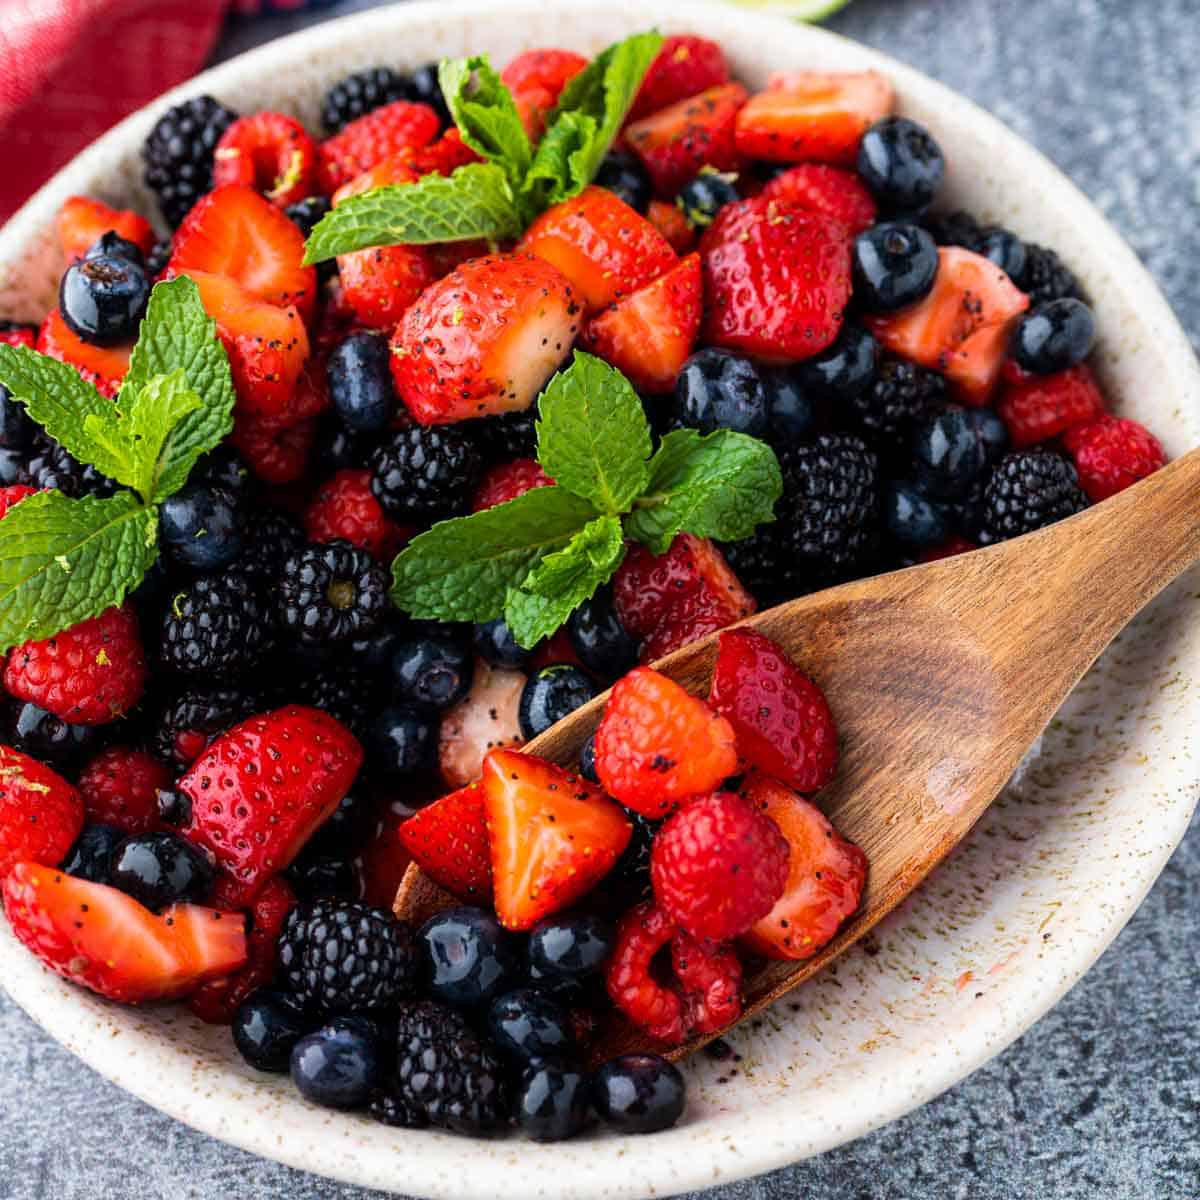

[579,733,599,784]
[156,788,192,827]
[567,586,639,680]
[307,788,375,858]
[84,230,146,267]
[109,832,215,910]
[676,171,739,228]
[191,445,253,500]
[528,914,614,985]
[976,227,1027,282]
[911,407,987,499]
[285,853,361,900]
[405,62,451,127]
[857,116,945,212]
[59,253,149,344]
[761,368,815,447]
[594,151,652,214]
[158,484,244,572]
[797,324,879,401]
[517,1062,591,1142]
[366,704,439,777]
[1011,299,1096,375]
[884,480,947,547]
[290,1018,382,1109]
[313,411,382,476]
[391,635,473,710]
[419,906,519,1009]
[488,988,574,1063]
[673,349,768,437]
[233,989,313,1073]
[327,332,397,433]
[5,700,107,773]
[346,619,404,676]
[592,1054,686,1134]
[965,407,1009,467]
[518,666,598,740]
[61,823,123,883]
[473,617,532,670]
[853,222,939,311]
[0,445,26,484]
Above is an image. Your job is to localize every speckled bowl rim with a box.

[1,1,1198,1197]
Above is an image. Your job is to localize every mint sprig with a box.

[0,275,235,651]
[388,352,782,648]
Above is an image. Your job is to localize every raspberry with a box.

[277,540,390,643]
[304,468,411,560]
[317,100,441,194]
[982,449,1089,542]
[997,363,1105,448]
[594,667,739,818]
[77,746,171,834]
[1062,415,1166,502]
[672,927,743,1036]
[4,604,146,725]
[0,485,36,518]
[142,95,239,226]
[471,458,553,512]
[650,791,789,941]
[230,411,317,485]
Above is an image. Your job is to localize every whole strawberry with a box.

[1062,415,1166,501]
[78,746,172,835]
[4,603,146,725]
[0,746,83,878]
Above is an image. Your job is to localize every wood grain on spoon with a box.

[396,446,1200,1066]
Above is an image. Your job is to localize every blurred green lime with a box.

[723,0,853,20]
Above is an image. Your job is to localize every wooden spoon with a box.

[396,446,1200,1066]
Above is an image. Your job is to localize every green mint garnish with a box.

[388,352,782,648]
[0,275,236,651]
[439,56,534,194]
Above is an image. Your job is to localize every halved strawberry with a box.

[317,100,442,195]
[482,747,631,930]
[627,35,730,124]
[646,199,696,254]
[737,773,866,961]
[168,185,318,322]
[37,309,131,398]
[512,85,559,143]
[336,243,437,330]
[399,780,493,902]
[580,253,701,394]
[438,659,527,788]
[625,83,748,198]
[3,862,246,1004]
[735,71,895,165]
[518,186,678,313]
[760,163,877,234]
[213,112,319,208]
[55,196,155,265]
[390,252,580,424]
[865,247,1030,404]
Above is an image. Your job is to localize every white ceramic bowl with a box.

[1,2,1198,1196]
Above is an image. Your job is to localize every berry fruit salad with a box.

[0,28,1166,1144]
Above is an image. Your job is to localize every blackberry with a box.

[144,238,172,280]
[392,1001,510,1135]
[236,508,306,595]
[277,540,390,643]
[279,899,417,1013]
[368,1089,428,1129]
[321,67,412,135]
[369,426,482,521]
[291,668,374,736]
[22,436,116,498]
[1020,242,1086,306]
[922,209,984,250]
[142,95,239,227]
[153,686,262,768]
[849,358,947,444]
[982,449,1088,542]
[717,529,789,607]
[406,62,452,127]
[469,409,537,463]
[603,814,659,910]
[284,196,331,239]
[159,571,273,677]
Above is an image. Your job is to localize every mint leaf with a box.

[121,276,236,497]
[536,352,652,514]
[122,370,203,503]
[439,57,533,193]
[625,429,783,555]
[303,164,521,263]
[390,485,597,622]
[504,514,625,647]
[0,490,158,651]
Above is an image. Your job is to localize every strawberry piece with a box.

[918,534,978,563]
[78,746,171,835]
[612,534,757,662]
[390,252,579,425]
[519,186,677,313]
[512,85,559,143]
[0,325,36,350]
[1062,415,1166,501]
[580,253,701,394]
[738,772,866,960]
[186,270,310,419]
[650,790,789,941]
[37,309,130,398]
[356,800,417,908]
[628,35,730,124]
[0,748,83,879]
[605,901,684,1043]
[399,780,493,902]
[594,666,738,818]
[646,199,696,255]
[336,243,437,331]
[55,196,155,264]
[865,247,1030,404]
[760,163,876,234]
[305,467,411,559]
[317,100,441,194]
[0,485,36,518]
[734,71,894,165]
[4,604,146,726]
[997,363,1106,449]
[471,458,554,512]
[438,659,526,788]
[230,409,316,484]
[482,748,631,930]
[179,705,363,901]
[700,196,851,363]
[672,927,742,1036]
[2,862,246,1004]
[709,628,838,793]
[213,112,319,208]
[500,48,589,100]
[168,185,317,322]
[332,153,420,206]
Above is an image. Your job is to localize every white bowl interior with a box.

[0,2,1198,1197]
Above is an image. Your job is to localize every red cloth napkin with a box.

[0,0,230,222]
